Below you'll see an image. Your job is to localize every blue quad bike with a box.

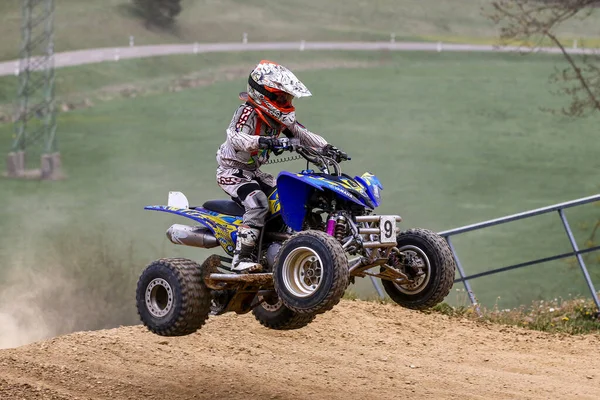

[136,143,456,335]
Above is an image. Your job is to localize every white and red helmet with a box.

[244,60,312,128]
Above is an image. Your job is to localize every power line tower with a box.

[5,0,63,180]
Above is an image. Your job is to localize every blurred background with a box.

[1,0,599,347]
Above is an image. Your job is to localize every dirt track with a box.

[1,300,599,400]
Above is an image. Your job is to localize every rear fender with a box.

[144,205,242,256]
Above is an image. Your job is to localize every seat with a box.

[202,200,245,217]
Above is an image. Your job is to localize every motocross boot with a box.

[231,225,263,273]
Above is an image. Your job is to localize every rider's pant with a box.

[216,167,275,228]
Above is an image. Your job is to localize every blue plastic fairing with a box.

[276,171,369,231]
[354,172,384,207]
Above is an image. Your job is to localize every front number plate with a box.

[379,216,396,244]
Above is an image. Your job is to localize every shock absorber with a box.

[334,215,347,241]
[326,214,337,236]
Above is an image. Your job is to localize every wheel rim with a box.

[145,278,174,318]
[281,246,323,298]
[259,295,283,312]
[392,245,432,294]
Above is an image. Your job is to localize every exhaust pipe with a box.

[166,224,219,249]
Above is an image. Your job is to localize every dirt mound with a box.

[1,300,599,400]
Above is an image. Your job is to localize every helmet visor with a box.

[274,92,294,109]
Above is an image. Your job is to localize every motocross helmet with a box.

[244,60,312,128]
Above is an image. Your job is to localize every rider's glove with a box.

[322,144,350,163]
[258,137,288,150]
[258,137,276,150]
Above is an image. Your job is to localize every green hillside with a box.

[0,0,599,61]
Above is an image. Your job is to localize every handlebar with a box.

[273,139,351,176]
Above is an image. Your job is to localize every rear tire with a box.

[381,228,455,310]
[252,293,316,330]
[136,258,211,336]
[273,230,349,315]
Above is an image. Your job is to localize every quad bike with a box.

[136,140,456,336]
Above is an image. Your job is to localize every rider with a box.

[216,59,340,273]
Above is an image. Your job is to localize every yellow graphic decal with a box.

[268,189,281,215]
[269,198,281,214]
[165,206,242,254]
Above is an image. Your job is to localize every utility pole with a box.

[5,0,63,180]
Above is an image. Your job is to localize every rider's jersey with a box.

[216,103,328,171]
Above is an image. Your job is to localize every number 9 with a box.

[384,220,393,239]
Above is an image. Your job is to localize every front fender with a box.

[276,171,366,231]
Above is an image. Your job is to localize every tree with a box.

[486,1,600,270]
[133,0,182,28]
[486,0,600,117]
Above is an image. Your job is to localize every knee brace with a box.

[238,185,269,227]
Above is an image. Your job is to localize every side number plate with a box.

[379,216,396,244]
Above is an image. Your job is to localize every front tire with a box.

[381,228,455,310]
[273,230,349,315]
[136,258,211,336]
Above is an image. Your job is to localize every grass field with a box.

[1,50,599,310]
[1,0,599,61]
[0,50,383,110]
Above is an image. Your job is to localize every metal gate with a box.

[370,194,600,313]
